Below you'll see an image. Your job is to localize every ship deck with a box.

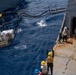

[53,38,76,75]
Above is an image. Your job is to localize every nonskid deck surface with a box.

[53,38,76,75]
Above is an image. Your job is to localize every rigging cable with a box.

[18,7,66,18]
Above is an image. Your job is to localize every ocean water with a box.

[0,0,68,75]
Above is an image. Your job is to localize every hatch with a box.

[70,17,76,37]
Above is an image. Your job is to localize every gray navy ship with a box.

[0,0,22,12]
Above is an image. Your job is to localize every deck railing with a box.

[53,13,66,50]
[56,13,66,43]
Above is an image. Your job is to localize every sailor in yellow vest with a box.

[41,61,48,75]
[46,52,53,75]
[0,13,2,17]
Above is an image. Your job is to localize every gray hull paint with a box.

[0,0,22,12]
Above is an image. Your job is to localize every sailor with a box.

[46,52,53,75]
[0,13,2,17]
[34,69,42,75]
[62,26,68,42]
[41,61,48,75]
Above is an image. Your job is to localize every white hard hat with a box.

[64,26,67,29]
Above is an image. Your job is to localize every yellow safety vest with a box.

[46,56,53,63]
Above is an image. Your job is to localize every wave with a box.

[17,28,23,33]
[37,20,47,27]
[14,45,27,50]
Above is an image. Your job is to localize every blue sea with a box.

[0,0,68,75]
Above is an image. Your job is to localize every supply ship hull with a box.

[53,0,76,75]
[0,0,22,12]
